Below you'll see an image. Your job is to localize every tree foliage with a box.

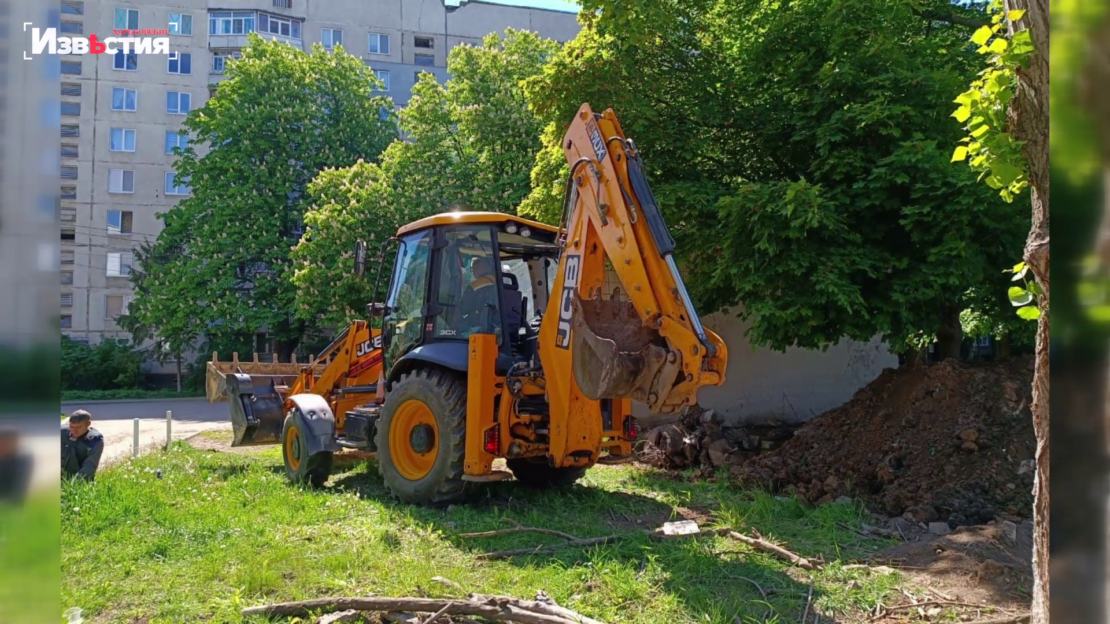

[61,336,145,391]
[126,34,397,357]
[522,0,1030,354]
[291,30,559,327]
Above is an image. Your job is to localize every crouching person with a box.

[62,410,104,482]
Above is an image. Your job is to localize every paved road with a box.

[59,397,233,467]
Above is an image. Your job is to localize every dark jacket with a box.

[62,427,104,481]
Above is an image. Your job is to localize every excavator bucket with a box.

[570,295,680,412]
[225,373,287,446]
[206,352,307,447]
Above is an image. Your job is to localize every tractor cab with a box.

[377,212,562,388]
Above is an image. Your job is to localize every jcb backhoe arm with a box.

[538,104,728,420]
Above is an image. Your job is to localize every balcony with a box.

[208,31,303,50]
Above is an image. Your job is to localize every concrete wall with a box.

[634,312,898,426]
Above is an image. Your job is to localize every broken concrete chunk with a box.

[928,521,951,535]
[1001,520,1018,543]
[1017,459,1034,475]
[706,439,734,467]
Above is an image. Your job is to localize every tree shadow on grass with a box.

[327,461,846,624]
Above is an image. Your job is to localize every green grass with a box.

[61,440,902,623]
[2,490,61,623]
[61,388,205,402]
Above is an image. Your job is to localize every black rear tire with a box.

[376,368,469,506]
[282,413,333,488]
[507,457,587,489]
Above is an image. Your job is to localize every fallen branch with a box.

[719,529,819,570]
[241,597,583,624]
[460,519,580,542]
[879,600,990,614]
[801,581,814,624]
[420,603,453,624]
[476,535,622,560]
[318,610,366,624]
[529,590,608,624]
[961,615,1030,624]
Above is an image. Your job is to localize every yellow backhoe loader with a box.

[209,104,728,504]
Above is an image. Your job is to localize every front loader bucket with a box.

[570,295,680,413]
[226,373,286,447]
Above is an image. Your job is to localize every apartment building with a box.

[58,0,580,347]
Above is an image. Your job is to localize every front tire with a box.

[376,368,469,506]
[282,413,333,488]
[507,457,587,489]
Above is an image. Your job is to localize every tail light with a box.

[624,416,638,441]
[483,426,500,455]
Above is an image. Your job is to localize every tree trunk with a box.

[936,304,963,361]
[1003,1,1049,622]
[998,333,1012,360]
[175,354,182,393]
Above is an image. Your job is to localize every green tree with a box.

[127,34,397,359]
[522,0,1029,359]
[291,29,559,327]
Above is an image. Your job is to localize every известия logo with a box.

[24,23,171,59]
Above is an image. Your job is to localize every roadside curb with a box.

[62,396,209,407]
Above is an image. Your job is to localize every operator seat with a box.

[500,269,524,337]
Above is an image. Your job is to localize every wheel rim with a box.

[390,399,439,480]
[285,423,302,471]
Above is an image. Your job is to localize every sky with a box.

[448,0,581,13]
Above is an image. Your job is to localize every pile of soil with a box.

[732,357,1036,528]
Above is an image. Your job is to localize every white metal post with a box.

[132,418,140,458]
[166,410,173,450]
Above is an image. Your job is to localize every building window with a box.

[61,21,83,34]
[115,7,139,30]
[107,210,133,234]
[108,169,135,194]
[165,131,188,155]
[322,28,342,49]
[61,186,78,200]
[61,315,73,329]
[113,50,138,71]
[167,91,191,114]
[112,87,137,111]
[209,11,256,35]
[61,228,77,241]
[61,166,78,180]
[168,52,192,75]
[368,33,389,55]
[169,12,192,35]
[105,295,133,318]
[165,171,191,195]
[273,0,292,8]
[61,102,81,116]
[61,144,79,158]
[61,294,73,307]
[62,82,82,97]
[259,14,300,39]
[61,61,81,75]
[62,125,80,138]
[211,51,240,73]
[62,271,74,285]
[414,36,434,49]
[414,53,434,67]
[61,208,77,221]
[61,250,75,265]
[107,252,134,277]
[62,1,84,15]
[109,128,136,152]
[374,70,390,91]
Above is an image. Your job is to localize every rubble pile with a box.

[733,357,1036,527]
[638,407,796,476]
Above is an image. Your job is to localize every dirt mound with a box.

[732,358,1036,528]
